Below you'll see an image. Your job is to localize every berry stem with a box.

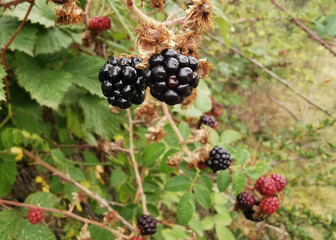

[126,109,148,215]
[84,0,92,26]
[161,103,191,155]
[0,199,131,239]
[22,149,134,231]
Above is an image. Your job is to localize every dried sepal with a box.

[167,152,184,167]
[55,3,83,25]
[187,144,212,169]
[148,0,166,9]
[173,31,201,58]
[146,117,167,142]
[197,59,213,78]
[182,0,215,33]
[135,23,171,54]
[134,99,160,124]
[181,88,197,109]
[104,210,121,227]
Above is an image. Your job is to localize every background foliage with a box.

[0,0,335,239]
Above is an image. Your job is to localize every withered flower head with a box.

[167,152,184,167]
[55,3,83,26]
[182,0,215,33]
[197,59,213,78]
[148,0,166,9]
[135,23,171,54]
[145,118,167,143]
[173,31,201,58]
[134,100,160,124]
[181,88,197,109]
[187,144,212,169]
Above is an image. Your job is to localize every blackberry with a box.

[242,207,266,222]
[236,192,256,210]
[255,176,277,196]
[206,146,232,172]
[28,208,44,224]
[144,49,200,105]
[99,56,147,109]
[270,174,287,191]
[199,115,218,130]
[137,215,157,235]
[259,196,279,214]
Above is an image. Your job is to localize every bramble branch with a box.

[270,0,336,57]
[0,0,33,7]
[0,199,131,239]
[126,109,148,215]
[22,149,134,231]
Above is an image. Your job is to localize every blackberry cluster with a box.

[199,115,218,129]
[144,49,200,105]
[89,17,111,31]
[99,57,147,109]
[206,146,232,172]
[28,208,44,224]
[137,215,157,235]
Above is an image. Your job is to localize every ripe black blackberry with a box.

[144,49,200,105]
[99,56,146,109]
[236,192,256,210]
[242,208,266,222]
[137,215,157,235]
[206,146,232,172]
[199,115,218,130]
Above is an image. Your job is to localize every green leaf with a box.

[79,94,125,140]
[68,167,86,182]
[164,176,192,192]
[62,55,106,96]
[326,14,336,36]
[4,0,55,28]
[215,226,234,240]
[177,193,195,225]
[110,167,127,187]
[245,162,266,179]
[143,143,165,167]
[88,225,115,240]
[194,184,211,209]
[178,122,191,139]
[0,65,6,101]
[0,17,37,56]
[0,160,17,197]
[24,192,60,208]
[216,17,231,48]
[15,53,72,109]
[220,130,241,145]
[202,216,214,230]
[0,210,23,240]
[18,220,56,240]
[217,170,231,192]
[234,146,249,166]
[214,207,232,226]
[200,175,213,191]
[232,169,246,195]
[208,127,219,146]
[35,28,73,55]
[1,128,23,149]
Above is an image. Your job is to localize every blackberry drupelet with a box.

[137,215,157,235]
[144,49,200,105]
[206,146,232,172]
[199,115,218,129]
[99,56,147,109]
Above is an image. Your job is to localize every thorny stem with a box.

[126,109,148,215]
[0,199,131,239]
[161,103,191,155]
[22,149,134,231]
[0,0,34,129]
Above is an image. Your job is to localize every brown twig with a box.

[22,149,134,231]
[0,0,34,129]
[0,199,131,239]
[270,0,336,57]
[164,17,186,27]
[0,0,32,7]
[229,46,333,117]
[268,96,300,122]
[126,109,148,215]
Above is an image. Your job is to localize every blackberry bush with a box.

[206,146,232,172]
[144,49,200,105]
[99,56,147,109]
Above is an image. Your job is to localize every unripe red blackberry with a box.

[144,49,200,105]
[199,115,218,129]
[89,17,111,32]
[206,146,232,172]
[99,56,147,109]
[28,207,44,224]
[255,176,277,196]
[270,174,287,191]
[259,196,279,214]
[236,192,255,210]
[137,215,157,235]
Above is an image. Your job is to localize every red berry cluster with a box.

[89,17,111,32]
[236,174,287,221]
[28,207,44,224]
